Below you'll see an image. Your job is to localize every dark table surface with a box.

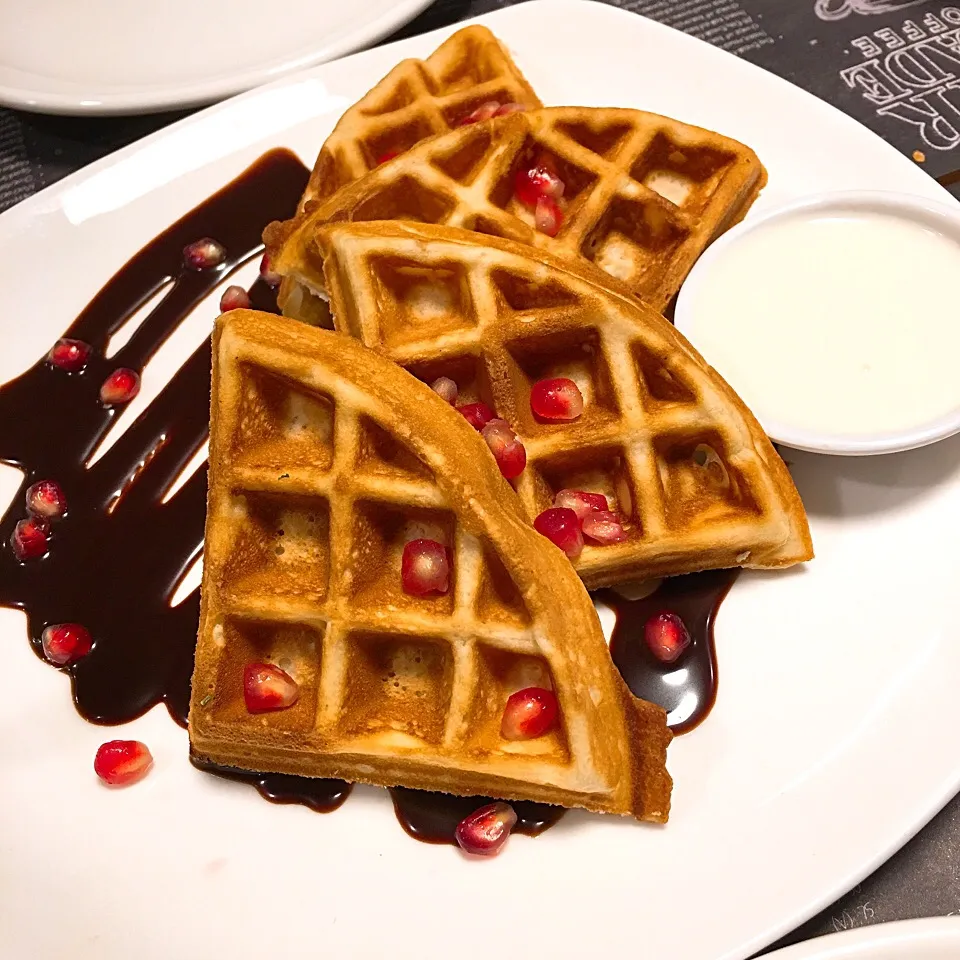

[4,1,960,955]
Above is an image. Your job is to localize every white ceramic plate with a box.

[2,4,960,959]
[765,918,960,959]
[0,0,433,115]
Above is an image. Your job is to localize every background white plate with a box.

[1,3,959,959]
[765,918,960,959]
[0,0,433,115]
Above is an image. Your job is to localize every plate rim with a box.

[0,0,434,116]
[763,917,960,959]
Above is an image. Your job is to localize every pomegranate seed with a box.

[458,402,496,431]
[458,100,502,126]
[554,489,609,521]
[401,539,450,595]
[26,480,67,520]
[47,338,91,372]
[375,150,400,165]
[244,662,300,713]
[11,517,49,561]
[582,510,628,544]
[430,376,458,405]
[183,237,226,270]
[531,377,583,421]
[481,419,527,479]
[100,368,140,405]
[41,623,93,666]
[455,802,518,857]
[494,102,525,117]
[501,687,559,740]
[94,740,153,786]
[535,195,564,237]
[259,253,281,288]
[644,611,692,664]
[514,155,565,208]
[533,507,583,558]
[219,285,251,312]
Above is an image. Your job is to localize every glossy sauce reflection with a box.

[596,569,738,734]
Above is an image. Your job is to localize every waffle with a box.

[294,221,812,588]
[267,106,765,313]
[189,310,672,821]
[298,25,541,216]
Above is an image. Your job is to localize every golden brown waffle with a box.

[295,221,812,588]
[189,310,672,821]
[268,106,765,313]
[298,25,542,216]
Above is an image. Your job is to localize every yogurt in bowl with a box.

[674,191,960,456]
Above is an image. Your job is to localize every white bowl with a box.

[674,191,960,456]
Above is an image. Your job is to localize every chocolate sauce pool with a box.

[191,756,354,813]
[389,788,565,844]
[598,570,738,735]
[0,149,734,846]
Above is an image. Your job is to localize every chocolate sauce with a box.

[389,788,564,844]
[0,147,737,848]
[0,149,309,726]
[596,569,739,735]
[191,757,353,813]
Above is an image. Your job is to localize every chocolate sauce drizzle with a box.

[598,569,738,735]
[191,756,353,813]
[0,149,306,726]
[389,788,565,844]
[0,149,735,845]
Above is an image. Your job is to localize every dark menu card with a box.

[632,0,960,187]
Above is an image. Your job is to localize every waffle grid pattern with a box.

[190,314,674,818]
[299,25,542,213]
[208,366,561,757]
[286,107,766,311]
[315,222,811,588]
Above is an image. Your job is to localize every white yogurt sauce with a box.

[680,210,960,437]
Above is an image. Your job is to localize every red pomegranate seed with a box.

[219,285,251,312]
[94,740,153,786]
[644,611,692,664]
[533,507,583,557]
[26,480,67,520]
[514,155,565,208]
[430,376,458,405]
[481,419,527,479]
[458,100,502,126]
[183,237,226,270]
[41,623,93,666]
[458,402,496,431]
[455,802,518,857]
[531,377,583,421]
[494,102,525,117]
[582,510,627,544]
[100,368,140,405]
[11,517,49,561]
[501,687,559,740]
[535,195,564,237]
[244,662,300,713]
[375,150,400,165]
[401,539,450,595]
[553,489,609,521]
[259,253,281,288]
[47,338,91,372]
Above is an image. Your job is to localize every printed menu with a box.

[636,0,960,182]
